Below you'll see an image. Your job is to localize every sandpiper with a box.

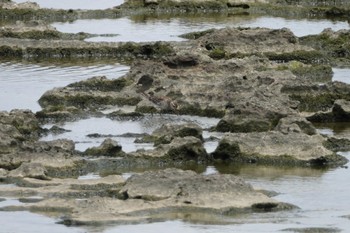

[141,91,179,113]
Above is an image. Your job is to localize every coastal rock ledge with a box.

[0,168,296,225]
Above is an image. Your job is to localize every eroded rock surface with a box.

[212,130,346,167]
[0,169,295,225]
[1,14,350,228]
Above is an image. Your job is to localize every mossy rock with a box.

[211,140,241,161]
[84,139,124,157]
[216,118,273,133]
[209,48,227,60]
[264,50,327,64]
[0,30,61,40]
[179,105,225,118]
[135,105,158,114]
[39,93,141,111]
[232,153,346,168]
[0,45,23,57]
[290,93,349,112]
[180,29,216,40]
[67,77,129,92]
[324,137,350,152]
[123,0,229,10]
[300,30,350,65]
[166,139,208,163]
[1,41,173,59]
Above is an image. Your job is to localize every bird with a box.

[141,91,179,113]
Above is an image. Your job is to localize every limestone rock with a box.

[212,131,346,167]
[8,163,50,180]
[131,136,208,163]
[307,99,350,123]
[3,169,295,225]
[151,123,203,145]
[84,138,123,157]
[2,1,40,9]
[332,99,350,121]
[31,139,76,154]
[275,116,317,135]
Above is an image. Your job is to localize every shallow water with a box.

[0,211,85,233]
[13,0,123,10]
[1,10,350,233]
[332,68,350,84]
[42,115,220,152]
[0,60,129,112]
[51,15,350,42]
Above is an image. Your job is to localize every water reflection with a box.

[13,0,123,10]
[0,60,129,112]
[51,15,350,42]
[42,115,220,152]
[314,122,350,138]
[0,211,84,233]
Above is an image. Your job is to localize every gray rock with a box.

[3,169,295,225]
[275,116,317,135]
[332,99,350,121]
[131,136,209,163]
[84,138,123,157]
[212,131,347,167]
[324,136,350,152]
[0,168,8,178]
[32,139,76,153]
[8,163,50,180]
[151,123,203,145]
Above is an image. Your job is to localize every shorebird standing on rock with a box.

[141,91,179,113]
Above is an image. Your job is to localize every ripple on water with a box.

[0,61,129,112]
[51,16,350,43]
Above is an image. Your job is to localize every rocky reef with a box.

[1,0,350,227]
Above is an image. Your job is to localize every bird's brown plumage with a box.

[141,91,178,113]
